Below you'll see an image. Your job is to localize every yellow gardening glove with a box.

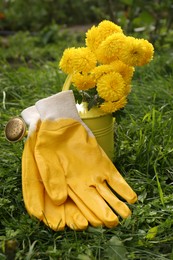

[21,106,44,220]
[22,106,100,231]
[35,90,137,228]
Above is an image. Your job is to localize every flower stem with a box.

[62,74,72,91]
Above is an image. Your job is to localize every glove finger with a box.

[107,167,137,204]
[35,150,67,205]
[68,187,103,227]
[69,185,119,228]
[43,192,65,231]
[96,182,131,219]
[64,197,88,230]
[22,138,44,220]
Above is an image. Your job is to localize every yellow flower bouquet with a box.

[59,20,154,113]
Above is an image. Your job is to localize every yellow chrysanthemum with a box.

[91,61,134,85]
[110,60,135,84]
[96,33,127,64]
[100,97,127,113]
[59,47,97,74]
[117,37,154,66]
[85,26,102,52]
[137,39,154,66]
[97,72,126,102]
[59,47,76,74]
[73,47,97,73]
[97,20,123,40]
[124,84,131,96]
[86,20,123,53]
[72,72,96,90]
[91,64,115,81]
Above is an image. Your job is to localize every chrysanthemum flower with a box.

[100,97,127,113]
[85,26,102,52]
[86,20,123,53]
[137,39,154,66]
[96,33,127,64]
[97,20,123,40]
[110,60,135,84]
[92,61,134,85]
[97,72,126,102]
[91,64,115,81]
[59,47,97,74]
[59,47,77,74]
[72,72,96,90]
[117,37,154,66]
[124,84,131,96]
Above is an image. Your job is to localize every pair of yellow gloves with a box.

[21,90,137,231]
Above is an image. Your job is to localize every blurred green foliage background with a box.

[0,0,173,50]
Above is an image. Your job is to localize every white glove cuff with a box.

[35,90,81,121]
[21,106,40,136]
[35,90,94,136]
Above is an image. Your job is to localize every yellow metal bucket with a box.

[77,102,115,160]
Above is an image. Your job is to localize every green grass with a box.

[0,31,173,259]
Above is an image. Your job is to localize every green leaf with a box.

[138,190,147,203]
[146,226,158,240]
[104,236,128,260]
